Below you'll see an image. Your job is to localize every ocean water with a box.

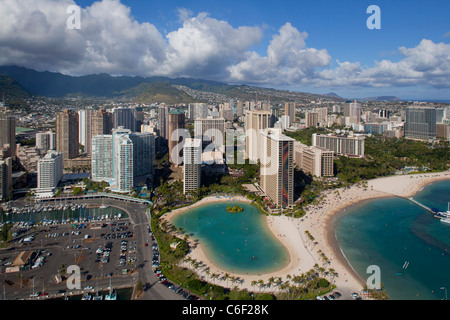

[172,202,290,275]
[336,179,450,300]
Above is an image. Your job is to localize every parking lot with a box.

[0,215,139,300]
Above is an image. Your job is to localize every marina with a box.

[0,202,127,227]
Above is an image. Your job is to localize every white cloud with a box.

[0,0,167,75]
[0,0,449,91]
[227,23,331,85]
[158,11,263,78]
[316,39,450,89]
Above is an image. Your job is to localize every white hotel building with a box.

[37,151,63,195]
[312,133,365,157]
[91,127,155,193]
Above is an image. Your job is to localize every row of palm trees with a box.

[182,256,339,299]
[182,257,244,288]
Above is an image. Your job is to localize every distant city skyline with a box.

[1,0,450,100]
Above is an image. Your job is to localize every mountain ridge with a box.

[0,65,408,104]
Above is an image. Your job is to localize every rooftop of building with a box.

[260,128,295,141]
[168,108,185,115]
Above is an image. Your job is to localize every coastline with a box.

[162,194,253,224]
[161,171,450,297]
[311,171,450,297]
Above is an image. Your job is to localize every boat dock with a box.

[407,197,436,214]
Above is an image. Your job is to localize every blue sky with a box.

[1,0,450,99]
[76,0,449,64]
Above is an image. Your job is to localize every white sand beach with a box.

[162,171,450,297]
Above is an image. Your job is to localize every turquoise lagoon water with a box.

[172,202,290,275]
[336,179,450,300]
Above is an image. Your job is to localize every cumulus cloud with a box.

[0,0,167,75]
[316,39,450,89]
[0,0,263,79]
[0,0,449,91]
[227,23,331,85]
[159,10,263,79]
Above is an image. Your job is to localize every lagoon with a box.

[172,202,290,275]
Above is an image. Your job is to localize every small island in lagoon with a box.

[226,205,244,213]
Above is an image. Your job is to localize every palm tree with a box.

[319,267,327,278]
[211,273,219,285]
[268,277,275,291]
[328,268,338,284]
[223,273,230,287]
[286,274,292,286]
[251,280,258,293]
[274,277,283,291]
[230,276,237,287]
[257,279,264,294]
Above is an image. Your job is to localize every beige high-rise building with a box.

[344,100,362,124]
[0,108,16,160]
[305,112,319,128]
[168,109,185,166]
[436,123,450,140]
[294,141,334,177]
[245,110,271,162]
[236,101,244,117]
[56,110,79,163]
[91,108,113,138]
[316,107,328,124]
[194,118,225,151]
[158,104,169,140]
[183,138,202,195]
[259,128,294,208]
[285,102,296,125]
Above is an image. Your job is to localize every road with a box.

[126,201,183,300]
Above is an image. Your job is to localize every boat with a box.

[438,203,450,224]
[104,291,117,300]
[104,277,117,300]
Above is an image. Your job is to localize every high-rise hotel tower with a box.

[259,128,294,208]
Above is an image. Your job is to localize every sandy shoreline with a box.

[161,171,450,297]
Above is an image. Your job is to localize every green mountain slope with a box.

[0,75,31,99]
[121,82,199,104]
